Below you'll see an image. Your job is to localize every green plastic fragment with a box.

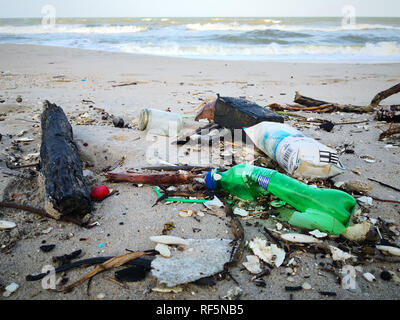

[154,186,232,204]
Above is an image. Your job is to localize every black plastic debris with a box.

[114,265,148,282]
[40,244,56,253]
[214,96,284,129]
[319,121,335,132]
[52,249,82,265]
[380,271,392,281]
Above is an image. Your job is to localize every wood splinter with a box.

[105,172,197,185]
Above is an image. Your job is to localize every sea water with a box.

[0,17,399,62]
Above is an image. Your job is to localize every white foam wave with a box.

[118,41,400,58]
[0,24,148,34]
[186,22,400,32]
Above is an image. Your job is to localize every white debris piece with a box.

[249,237,285,267]
[155,243,171,257]
[0,220,16,230]
[376,245,400,257]
[309,229,328,238]
[152,285,183,293]
[363,273,376,282]
[242,255,262,274]
[223,286,243,300]
[357,196,373,206]
[233,207,249,217]
[302,282,312,290]
[203,196,224,210]
[151,238,231,287]
[280,233,321,244]
[342,221,371,241]
[329,245,356,262]
[3,283,19,297]
[149,235,190,247]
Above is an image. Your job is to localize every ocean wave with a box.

[0,24,148,34]
[117,41,400,58]
[186,23,400,32]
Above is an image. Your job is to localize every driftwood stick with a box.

[294,92,370,113]
[368,178,400,193]
[139,165,216,172]
[49,251,150,292]
[369,83,400,109]
[0,202,92,228]
[379,124,400,140]
[40,100,92,217]
[105,172,197,185]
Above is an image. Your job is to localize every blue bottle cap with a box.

[205,170,216,190]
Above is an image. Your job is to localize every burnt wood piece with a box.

[213,96,284,129]
[40,100,92,217]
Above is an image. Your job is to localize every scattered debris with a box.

[223,286,243,300]
[329,245,356,262]
[155,243,171,257]
[362,273,376,282]
[0,220,16,230]
[280,233,321,244]
[150,235,190,247]
[248,237,285,267]
[342,222,371,241]
[90,185,110,201]
[40,244,56,253]
[2,282,19,297]
[242,255,262,274]
[151,238,232,287]
[376,245,400,257]
[309,230,327,238]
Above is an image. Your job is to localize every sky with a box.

[0,0,399,18]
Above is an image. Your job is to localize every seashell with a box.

[309,229,327,238]
[376,245,400,257]
[362,272,376,282]
[242,255,262,274]
[155,243,171,257]
[342,221,371,241]
[280,233,321,244]
[0,220,16,230]
[249,238,285,267]
[149,235,190,247]
[360,155,376,163]
[302,282,312,290]
[152,285,183,293]
[178,210,194,218]
[329,245,356,261]
[344,180,373,194]
[233,208,249,217]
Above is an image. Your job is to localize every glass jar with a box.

[138,108,183,137]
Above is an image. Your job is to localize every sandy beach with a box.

[0,43,399,300]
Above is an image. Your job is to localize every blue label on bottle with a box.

[257,176,271,190]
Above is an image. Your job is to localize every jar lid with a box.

[138,108,149,130]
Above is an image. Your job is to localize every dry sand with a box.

[0,44,399,300]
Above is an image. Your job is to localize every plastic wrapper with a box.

[244,122,345,178]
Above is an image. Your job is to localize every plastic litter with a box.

[206,163,356,235]
[245,122,345,178]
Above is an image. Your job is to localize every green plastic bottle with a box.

[205,163,356,235]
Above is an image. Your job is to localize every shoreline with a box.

[2,43,400,65]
